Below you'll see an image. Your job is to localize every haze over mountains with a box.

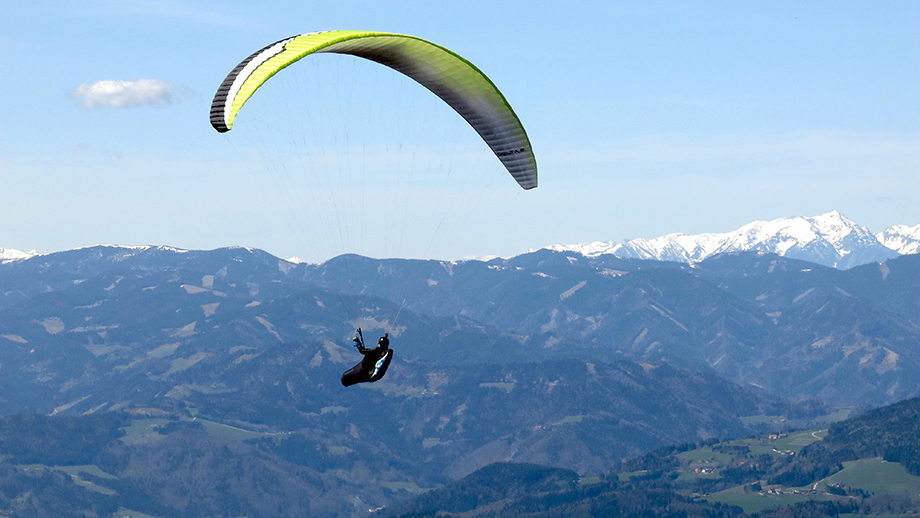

[5,211,919,270]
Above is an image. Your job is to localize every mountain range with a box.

[546,211,920,269]
[5,212,919,271]
[1,226,920,516]
[2,242,920,410]
[0,245,841,518]
[304,249,920,406]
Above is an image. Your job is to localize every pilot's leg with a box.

[340,361,368,387]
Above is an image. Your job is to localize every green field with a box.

[677,446,734,464]
[121,417,268,443]
[746,441,783,457]
[675,446,731,480]
[814,408,855,424]
[676,468,723,481]
[774,429,826,453]
[16,464,117,495]
[617,470,648,481]
[824,458,920,495]
[701,448,920,513]
[706,484,838,513]
[720,430,826,459]
[195,418,268,441]
[120,418,171,444]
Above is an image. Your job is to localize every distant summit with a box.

[877,224,920,256]
[0,248,35,264]
[546,211,916,269]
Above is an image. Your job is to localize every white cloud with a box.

[70,79,178,109]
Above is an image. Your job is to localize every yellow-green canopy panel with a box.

[210,30,537,190]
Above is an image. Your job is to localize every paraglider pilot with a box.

[341,327,393,387]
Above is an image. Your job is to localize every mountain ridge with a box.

[4,212,918,270]
[546,211,917,269]
[3,242,920,406]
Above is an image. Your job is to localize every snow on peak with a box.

[544,242,618,257]
[546,211,906,269]
[0,244,195,265]
[70,244,190,262]
[0,248,36,263]
[727,211,875,257]
[877,224,920,255]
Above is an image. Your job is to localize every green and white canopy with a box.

[210,30,537,189]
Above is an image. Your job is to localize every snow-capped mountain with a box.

[548,211,914,269]
[5,213,919,271]
[877,225,920,255]
[0,248,35,264]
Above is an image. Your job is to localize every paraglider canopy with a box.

[210,30,537,190]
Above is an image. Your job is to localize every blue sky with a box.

[2,1,918,262]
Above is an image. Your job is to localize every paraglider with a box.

[210,31,538,382]
[341,328,393,386]
[210,30,537,189]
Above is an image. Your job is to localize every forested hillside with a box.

[383,398,920,518]
[1,246,919,517]
[0,351,819,518]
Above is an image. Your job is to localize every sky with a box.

[1,1,918,263]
